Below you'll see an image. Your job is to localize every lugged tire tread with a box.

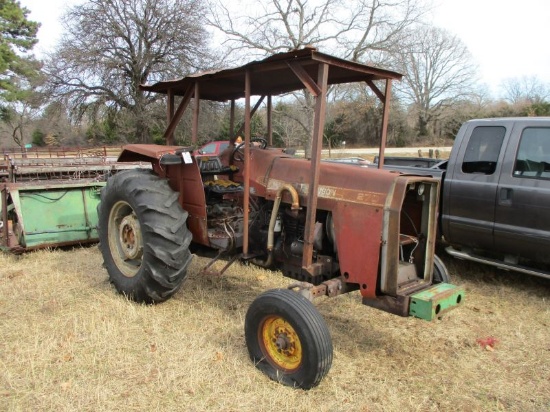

[97,170,193,303]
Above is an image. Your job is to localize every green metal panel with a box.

[13,182,105,248]
[409,283,465,321]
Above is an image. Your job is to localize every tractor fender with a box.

[117,144,185,163]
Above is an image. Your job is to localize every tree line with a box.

[1,0,549,150]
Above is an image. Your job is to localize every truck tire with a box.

[433,254,451,283]
[97,169,193,303]
[245,289,333,389]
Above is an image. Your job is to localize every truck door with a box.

[494,123,550,261]
[443,124,508,250]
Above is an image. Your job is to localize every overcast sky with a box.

[20,0,550,97]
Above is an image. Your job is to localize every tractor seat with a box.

[203,179,243,194]
[197,156,242,194]
[196,156,238,176]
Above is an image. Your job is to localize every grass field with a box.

[1,246,549,411]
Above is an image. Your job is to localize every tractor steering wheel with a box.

[231,137,268,163]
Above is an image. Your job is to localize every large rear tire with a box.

[245,289,333,389]
[97,169,193,303]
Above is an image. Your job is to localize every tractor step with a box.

[409,283,465,321]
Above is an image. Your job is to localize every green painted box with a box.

[409,283,465,321]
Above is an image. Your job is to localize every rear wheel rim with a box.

[108,200,143,278]
[260,315,302,372]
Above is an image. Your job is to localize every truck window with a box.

[200,143,217,154]
[513,127,550,179]
[461,126,506,174]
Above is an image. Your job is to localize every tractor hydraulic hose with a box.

[252,184,300,268]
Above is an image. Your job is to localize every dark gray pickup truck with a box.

[382,117,550,279]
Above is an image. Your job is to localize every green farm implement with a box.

[1,151,148,253]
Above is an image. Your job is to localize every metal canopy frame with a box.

[140,47,402,271]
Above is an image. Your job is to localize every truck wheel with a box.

[245,289,333,389]
[97,169,193,303]
[433,254,451,283]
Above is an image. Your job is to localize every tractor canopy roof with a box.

[140,47,402,101]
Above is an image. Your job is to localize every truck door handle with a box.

[499,188,513,204]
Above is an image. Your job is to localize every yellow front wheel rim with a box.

[260,315,302,372]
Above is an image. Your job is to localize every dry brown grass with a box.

[1,247,549,411]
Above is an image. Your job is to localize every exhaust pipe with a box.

[253,184,300,268]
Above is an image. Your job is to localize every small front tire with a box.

[245,289,333,389]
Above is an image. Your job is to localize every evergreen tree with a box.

[0,0,40,102]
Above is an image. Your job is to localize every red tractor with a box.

[97,48,464,389]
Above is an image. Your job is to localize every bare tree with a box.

[342,0,429,62]
[0,70,46,148]
[272,101,310,147]
[501,76,550,105]
[2,95,42,148]
[209,0,428,61]
[44,0,209,143]
[392,26,478,137]
[208,0,428,155]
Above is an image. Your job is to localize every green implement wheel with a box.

[97,169,192,303]
[245,289,333,389]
